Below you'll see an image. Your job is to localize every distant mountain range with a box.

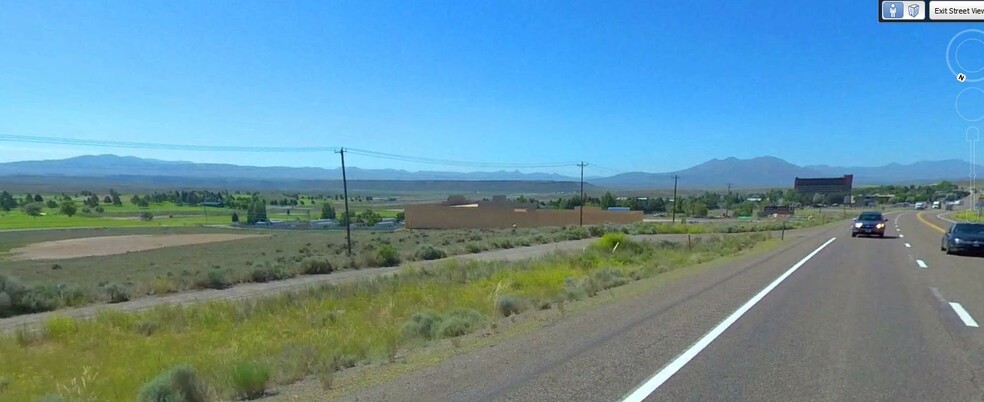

[0,154,979,191]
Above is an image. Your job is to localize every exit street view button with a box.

[881,1,926,21]
[930,1,984,20]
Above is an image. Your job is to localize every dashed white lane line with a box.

[917,259,928,268]
[621,237,838,402]
[949,303,980,328]
[905,243,911,248]
[899,234,904,238]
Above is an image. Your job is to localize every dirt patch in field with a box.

[8,234,267,260]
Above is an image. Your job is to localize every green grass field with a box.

[0,233,773,402]
[951,210,984,222]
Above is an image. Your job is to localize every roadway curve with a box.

[323,211,984,401]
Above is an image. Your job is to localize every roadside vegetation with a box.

[951,210,984,223]
[0,232,773,401]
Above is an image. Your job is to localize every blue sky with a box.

[1,1,982,176]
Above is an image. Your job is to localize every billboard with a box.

[794,174,853,193]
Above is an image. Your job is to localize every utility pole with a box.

[336,148,352,256]
[725,182,732,218]
[578,162,588,226]
[671,174,679,224]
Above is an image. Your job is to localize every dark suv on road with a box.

[851,211,887,238]
[941,222,984,255]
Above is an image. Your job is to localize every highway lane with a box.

[647,216,982,401]
[322,213,984,401]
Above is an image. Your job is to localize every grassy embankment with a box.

[0,232,772,401]
[951,210,984,223]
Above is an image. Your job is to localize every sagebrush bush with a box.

[377,244,401,267]
[401,309,444,340]
[593,268,629,290]
[196,268,231,290]
[437,308,484,338]
[231,361,271,400]
[588,225,605,237]
[105,283,130,303]
[414,244,447,260]
[248,263,293,283]
[137,364,208,402]
[301,258,334,275]
[465,243,484,253]
[495,294,523,317]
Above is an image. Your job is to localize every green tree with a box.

[45,200,58,208]
[231,212,240,223]
[33,194,43,202]
[60,199,78,217]
[812,193,823,206]
[23,202,43,217]
[0,191,16,211]
[110,189,122,206]
[600,192,617,208]
[691,201,708,217]
[103,195,113,204]
[246,199,268,225]
[358,209,382,226]
[320,203,336,220]
[396,211,405,222]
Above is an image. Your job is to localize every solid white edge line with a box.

[949,302,980,327]
[905,243,911,248]
[620,237,838,402]
[916,259,928,268]
[938,213,958,224]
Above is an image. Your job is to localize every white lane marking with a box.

[621,237,838,402]
[917,259,928,268]
[938,213,958,224]
[894,213,902,226]
[949,302,980,328]
[930,287,947,304]
[899,234,904,238]
[905,243,911,248]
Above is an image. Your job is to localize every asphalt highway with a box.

[333,209,984,401]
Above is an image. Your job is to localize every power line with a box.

[0,134,585,170]
[0,134,338,153]
[346,148,579,168]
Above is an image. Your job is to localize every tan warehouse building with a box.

[404,195,643,229]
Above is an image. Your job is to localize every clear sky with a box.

[1,1,982,177]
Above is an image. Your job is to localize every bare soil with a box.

[7,234,267,260]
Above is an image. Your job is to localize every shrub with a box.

[137,364,208,402]
[19,286,61,313]
[563,278,589,301]
[105,283,130,303]
[414,244,447,260]
[593,268,629,290]
[377,244,400,267]
[495,294,523,317]
[588,225,605,237]
[231,362,271,400]
[140,211,154,221]
[301,258,334,275]
[437,308,484,338]
[596,232,627,250]
[401,309,444,341]
[198,269,231,290]
[465,243,484,253]
[249,263,292,283]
